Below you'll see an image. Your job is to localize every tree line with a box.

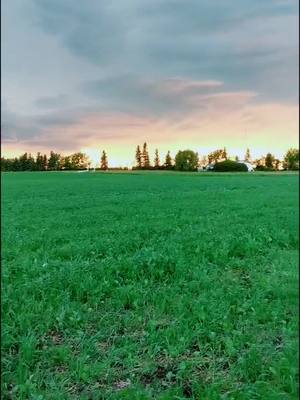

[1,145,299,172]
[1,151,105,172]
[133,144,299,171]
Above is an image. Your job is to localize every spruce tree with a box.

[245,148,251,162]
[135,145,142,168]
[154,149,160,168]
[36,152,44,171]
[28,154,35,170]
[12,157,20,171]
[165,151,172,169]
[42,154,48,170]
[19,153,28,171]
[142,142,150,168]
[101,150,108,170]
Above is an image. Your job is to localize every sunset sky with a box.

[2,0,299,166]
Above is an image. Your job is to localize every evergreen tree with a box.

[18,152,35,171]
[19,152,28,171]
[142,142,150,168]
[245,148,251,162]
[101,150,108,170]
[154,149,160,168]
[1,158,6,171]
[12,157,21,171]
[36,152,44,171]
[165,151,172,169]
[28,153,35,170]
[235,155,239,162]
[135,145,142,168]
[42,154,48,170]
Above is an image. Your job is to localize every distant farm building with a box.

[237,161,254,172]
[200,160,255,172]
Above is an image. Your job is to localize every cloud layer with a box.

[2,0,298,163]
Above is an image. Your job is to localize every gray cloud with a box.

[35,94,69,109]
[2,0,298,155]
[80,76,229,117]
[30,0,298,102]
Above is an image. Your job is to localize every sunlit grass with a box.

[2,171,299,399]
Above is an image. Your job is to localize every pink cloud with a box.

[2,83,298,165]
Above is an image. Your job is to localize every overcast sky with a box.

[2,0,299,166]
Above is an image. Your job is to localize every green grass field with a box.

[2,171,299,399]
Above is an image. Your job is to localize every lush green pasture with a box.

[2,171,299,399]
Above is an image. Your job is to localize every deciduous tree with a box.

[265,153,275,169]
[222,147,228,160]
[283,148,299,170]
[175,150,198,171]
[208,149,224,164]
[48,151,61,170]
[70,152,89,170]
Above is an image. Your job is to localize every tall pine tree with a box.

[165,151,172,169]
[135,145,142,168]
[101,150,108,170]
[142,142,150,168]
[28,154,35,170]
[154,149,160,168]
[36,152,44,171]
[42,154,48,170]
[245,148,251,162]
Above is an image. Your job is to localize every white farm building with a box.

[201,160,255,172]
[237,161,254,172]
